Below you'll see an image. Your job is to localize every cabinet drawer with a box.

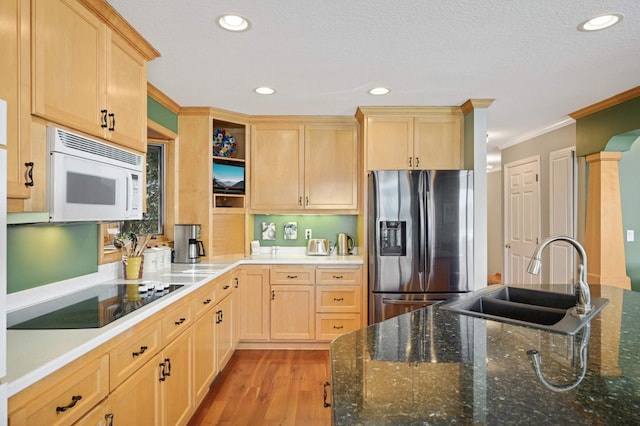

[316,267,361,285]
[9,354,109,426]
[270,265,316,284]
[162,299,194,345]
[316,286,362,312]
[193,283,216,318]
[315,314,361,341]
[216,273,234,302]
[109,319,162,390]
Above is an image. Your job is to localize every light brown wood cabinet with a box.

[215,274,235,372]
[0,0,41,211]
[269,265,317,341]
[237,266,270,341]
[160,328,194,426]
[177,108,250,258]
[358,107,463,171]
[30,0,157,152]
[191,284,217,406]
[250,120,359,213]
[315,266,363,341]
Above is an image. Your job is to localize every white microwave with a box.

[47,127,144,222]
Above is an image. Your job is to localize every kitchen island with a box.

[330,285,640,425]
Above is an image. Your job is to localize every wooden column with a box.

[584,152,631,289]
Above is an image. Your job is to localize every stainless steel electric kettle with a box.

[336,233,354,255]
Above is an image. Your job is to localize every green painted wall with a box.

[252,215,358,247]
[7,223,98,293]
[576,97,640,156]
[148,96,178,133]
[619,139,640,292]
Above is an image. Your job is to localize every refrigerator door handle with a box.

[382,298,434,305]
[418,171,426,277]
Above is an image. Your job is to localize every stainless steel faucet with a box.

[527,235,592,315]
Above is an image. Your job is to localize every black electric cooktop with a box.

[8,283,184,329]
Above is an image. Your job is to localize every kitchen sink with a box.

[440,286,609,335]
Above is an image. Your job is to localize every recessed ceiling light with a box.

[254,87,276,95]
[368,87,390,96]
[218,14,251,32]
[578,13,623,32]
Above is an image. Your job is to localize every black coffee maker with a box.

[174,224,206,263]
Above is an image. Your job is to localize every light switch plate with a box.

[627,230,634,242]
[305,229,312,240]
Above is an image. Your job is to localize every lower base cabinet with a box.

[193,307,216,406]
[270,284,316,340]
[110,355,160,426]
[161,328,194,426]
[215,291,234,372]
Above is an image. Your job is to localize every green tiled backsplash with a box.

[7,222,98,294]
[252,215,357,247]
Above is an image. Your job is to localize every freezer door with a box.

[425,170,474,292]
[369,171,424,293]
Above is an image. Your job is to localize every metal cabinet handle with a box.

[333,297,344,302]
[271,290,275,300]
[305,196,309,206]
[108,112,116,131]
[234,277,239,288]
[105,413,114,426]
[24,162,34,187]
[159,362,167,381]
[333,325,344,330]
[408,157,412,167]
[56,395,82,412]
[298,196,302,206]
[101,109,108,128]
[286,275,298,279]
[223,285,230,290]
[164,358,171,377]
[332,275,343,279]
[203,298,212,305]
[174,317,186,325]
[132,345,148,357]
[323,381,331,408]
[505,243,512,249]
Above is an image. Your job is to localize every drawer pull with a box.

[132,345,148,357]
[105,413,114,426]
[24,162,35,187]
[332,275,344,279]
[286,275,298,279]
[56,395,82,412]
[223,285,230,290]
[203,298,212,304]
[174,317,186,325]
[164,358,172,377]
[333,297,344,302]
[333,325,344,330]
[159,362,167,381]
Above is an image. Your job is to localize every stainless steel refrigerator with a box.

[369,170,474,324]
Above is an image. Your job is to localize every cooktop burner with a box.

[8,283,184,329]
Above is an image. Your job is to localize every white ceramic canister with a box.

[143,249,158,272]
[156,246,172,268]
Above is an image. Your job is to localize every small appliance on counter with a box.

[307,238,330,256]
[336,233,355,255]
[174,224,206,263]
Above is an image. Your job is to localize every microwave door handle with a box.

[125,175,131,216]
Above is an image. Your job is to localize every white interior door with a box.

[504,156,540,285]
[549,148,577,284]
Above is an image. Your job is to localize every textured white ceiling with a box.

[108,0,640,168]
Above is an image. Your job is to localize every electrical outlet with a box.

[627,230,635,242]
[305,229,312,240]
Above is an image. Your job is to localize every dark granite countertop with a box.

[330,285,640,425]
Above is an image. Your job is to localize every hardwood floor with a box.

[189,350,332,426]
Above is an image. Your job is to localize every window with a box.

[119,143,165,236]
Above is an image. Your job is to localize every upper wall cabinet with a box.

[250,119,359,213]
[31,0,159,152]
[357,107,464,170]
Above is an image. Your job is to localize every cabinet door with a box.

[73,397,113,426]
[193,308,216,405]
[270,285,315,340]
[110,354,161,426]
[106,30,147,152]
[161,328,194,426]
[250,124,304,211]
[304,124,358,210]
[365,116,413,170]
[0,0,31,200]
[238,267,270,340]
[414,114,463,169]
[215,293,234,371]
[32,0,107,137]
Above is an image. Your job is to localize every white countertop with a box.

[6,253,363,397]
